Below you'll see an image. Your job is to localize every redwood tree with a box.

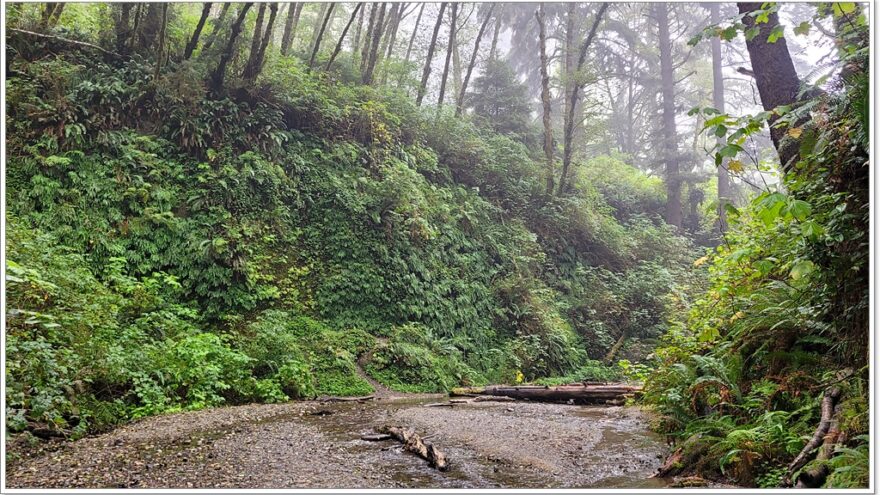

[307,3,335,68]
[210,3,253,91]
[710,3,730,231]
[243,3,279,83]
[416,3,447,106]
[455,4,495,117]
[738,2,804,171]
[437,3,459,106]
[184,3,213,60]
[559,4,608,194]
[656,2,681,227]
[326,3,364,71]
[280,3,303,56]
[536,4,554,195]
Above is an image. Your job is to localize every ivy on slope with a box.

[6,48,694,436]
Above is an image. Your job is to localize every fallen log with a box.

[473,395,515,402]
[783,386,841,486]
[318,395,375,402]
[654,447,684,478]
[652,434,709,479]
[8,28,122,59]
[450,387,484,396]
[451,383,641,403]
[423,402,455,408]
[380,426,448,471]
[361,433,392,441]
[481,384,642,403]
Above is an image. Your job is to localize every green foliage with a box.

[646,19,869,487]
[367,324,484,393]
[823,435,869,488]
[467,59,538,146]
[532,361,622,386]
[6,25,695,439]
[580,154,665,220]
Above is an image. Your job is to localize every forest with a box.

[3,1,870,490]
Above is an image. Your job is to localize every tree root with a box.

[782,386,841,487]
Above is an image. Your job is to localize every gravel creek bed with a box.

[6,397,671,489]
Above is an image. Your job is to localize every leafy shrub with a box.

[367,324,484,393]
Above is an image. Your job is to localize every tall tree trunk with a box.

[362,3,387,84]
[353,3,368,64]
[247,4,267,72]
[416,2,447,106]
[280,3,303,56]
[403,2,425,64]
[380,2,404,83]
[737,2,804,171]
[451,42,462,107]
[309,3,329,60]
[381,3,403,60]
[559,4,608,195]
[488,4,503,60]
[656,2,681,227]
[114,3,134,55]
[39,3,62,30]
[327,3,363,71]
[255,3,279,73]
[455,4,495,117]
[137,4,165,52]
[562,3,574,145]
[185,3,213,60]
[710,3,730,232]
[308,3,335,68]
[39,3,54,30]
[47,3,64,28]
[129,4,144,51]
[243,3,279,82]
[201,2,231,54]
[154,4,169,80]
[536,4,554,195]
[360,3,378,73]
[437,3,458,107]
[625,76,635,157]
[210,3,253,91]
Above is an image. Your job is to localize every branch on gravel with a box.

[379,426,448,471]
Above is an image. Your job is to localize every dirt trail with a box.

[6,398,671,489]
[354,337,397,399]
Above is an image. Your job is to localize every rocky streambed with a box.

[6,397,670,489]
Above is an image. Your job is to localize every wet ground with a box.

[6,397,670,489]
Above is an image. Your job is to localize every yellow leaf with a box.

[694,255,710,267]
[788,127,803,139]
[727,160,745,173]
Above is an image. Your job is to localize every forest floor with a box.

[6,397,674,489]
